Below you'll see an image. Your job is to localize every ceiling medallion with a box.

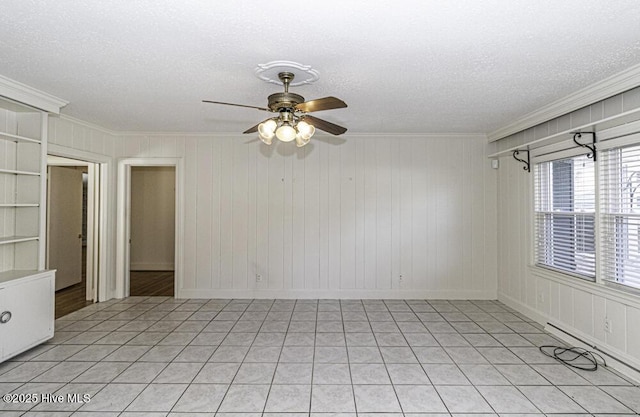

[255,61,319,86]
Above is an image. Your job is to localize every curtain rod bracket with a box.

[513,149,530,172]
[572,132,597,161]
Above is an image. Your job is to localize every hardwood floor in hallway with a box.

[130,270,174,297]
[55,270,174,319]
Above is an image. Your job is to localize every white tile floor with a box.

[1,297,639,416]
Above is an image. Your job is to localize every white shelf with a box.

[0,131,41,144]
[0,236,39,245]
[0,168,40,176]
[0,203,39,208]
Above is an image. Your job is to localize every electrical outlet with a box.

[399,274,404,288]
[538,292,545,304]
[256,274,263,283]
[604,317,612,334]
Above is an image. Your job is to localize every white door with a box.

[47,166,83,291]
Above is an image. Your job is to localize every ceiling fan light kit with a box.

[203,62,347,147]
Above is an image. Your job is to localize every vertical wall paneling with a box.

[52,126,496,300]
[340,140,357,289]
[182,139,198,291]
[195,138,213,290]
[219,138,233,289]
[354,139,365,290]
[255,144,270,289]
[376,139,392,290]
[232,138,249,290]
[411,138,429,290]
[210,138,221,290]
[246,137,257,290]
[268,148,285,289]
[363,138,377,290]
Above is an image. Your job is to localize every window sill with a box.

[529,264,640,308]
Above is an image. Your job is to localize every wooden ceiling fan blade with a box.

[243,122,261,134]
[304,115,348,135]
[295,96,347,112]
[202,100,270,112]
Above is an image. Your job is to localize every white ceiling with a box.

[1,0,639,135]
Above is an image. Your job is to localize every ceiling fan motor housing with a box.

[267,92,305,112]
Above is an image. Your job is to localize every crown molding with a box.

[488,63,640,142]
[58,114,119,136]
[0,74,68,114]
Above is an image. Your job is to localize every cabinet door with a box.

[0,275,53,359]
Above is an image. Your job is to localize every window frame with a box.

[532,151,597,281]
[530,131,640,293]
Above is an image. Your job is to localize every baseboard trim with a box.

[498,292,549,325]
[177,288,497,300]
[545,322,640,384]
[498,291,640,384]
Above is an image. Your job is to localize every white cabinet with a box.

[0,270,54,361]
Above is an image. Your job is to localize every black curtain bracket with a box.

[513,149,530,172]
[572,132,597,161]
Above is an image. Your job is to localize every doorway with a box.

[129,166,175,296]
[116,157,183,299]
[47,156,98,318]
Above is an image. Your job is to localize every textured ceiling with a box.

[1,0,640,135]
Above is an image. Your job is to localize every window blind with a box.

[534,155,596,279]
[600,144,640,290]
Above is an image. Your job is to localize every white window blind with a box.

[534,155,596,279]
[600,144,640,290]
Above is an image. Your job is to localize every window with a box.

[601,144,640,290]
[534,154,596,279]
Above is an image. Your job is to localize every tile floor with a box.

[1,297,639,416]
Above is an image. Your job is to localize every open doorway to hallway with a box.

[47,156,97,318]
[129,166,176,296]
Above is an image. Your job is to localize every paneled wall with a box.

[497,153,640,373]
[119,134,497,299]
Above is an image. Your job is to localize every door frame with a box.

[116,157,183,298]
[47,145,109,302]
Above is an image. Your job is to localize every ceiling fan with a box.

[203,72,347,147]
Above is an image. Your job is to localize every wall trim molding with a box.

[177,288,497,300]
[0,74,68,114]
[58,114,119,136]
[488,63,640,142]
[498,292,548,324]
[545,321,640,384]
[498,291,640,383]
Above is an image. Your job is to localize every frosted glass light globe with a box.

[276,124,296,142]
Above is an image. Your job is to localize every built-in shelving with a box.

[0,80,65,363]
[0,236,39,245]
[0,168,40,176]
[0,203,39,208]
[0,131,41,144]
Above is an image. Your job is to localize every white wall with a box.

[118,133,497,299]
[42,115,499,300]
[496,152,640,376]
[130,166,175,270]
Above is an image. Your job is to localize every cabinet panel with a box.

[0,273,54,360]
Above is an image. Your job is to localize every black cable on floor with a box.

[539,345,607,371]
